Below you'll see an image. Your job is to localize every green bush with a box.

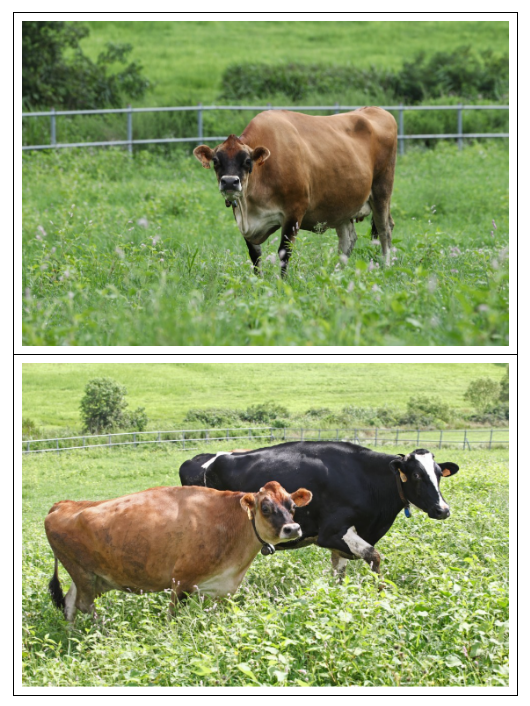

[183,408,242,428]
[464,378,502,414]
[22,417,40,439]
[79,377,148,434]
[22,21,150,110]
[499,367,509,403]
[399,395,454,429]
[219,47,508,105]
[242,401,289,424]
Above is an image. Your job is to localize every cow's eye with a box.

[245,159,252,168]
[413,472,421,481]
[261,503,271,515]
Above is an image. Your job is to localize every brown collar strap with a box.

[250,516,275,555]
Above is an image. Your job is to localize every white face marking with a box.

[201,451,232,470]
[64,583,77,621]
[341,526,373,560]
[414,452,449,511]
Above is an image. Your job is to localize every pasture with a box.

[22,443,509,687]
[21,361,507,430]
[78,20,509,107]
[22,140,508,346]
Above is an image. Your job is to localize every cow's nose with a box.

[220,175,241,190]
[280,523,301,539]
[435,506,450,520]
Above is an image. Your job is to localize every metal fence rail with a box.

[22,103,509,155]
[22,426,509,454]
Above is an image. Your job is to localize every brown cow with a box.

[45,481,311,621]
[194,107,397,275]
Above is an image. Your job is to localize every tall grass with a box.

[22,140,509,346]
[22,444,509,687]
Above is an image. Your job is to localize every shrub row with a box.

[219,47,508,104]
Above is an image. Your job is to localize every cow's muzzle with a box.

[220,175,242,194]
[279,523,302,540]
[428,505,450,520]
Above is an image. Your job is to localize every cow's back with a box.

[240,109,396,230]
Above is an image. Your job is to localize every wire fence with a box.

[22,426,509,455]
[21,103,509,155]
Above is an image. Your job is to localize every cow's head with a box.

[389,449,459,520]
[194,135,270,205]
[240,480,312,545]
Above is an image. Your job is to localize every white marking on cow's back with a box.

[201,451,231,470]
[341,526,373,560]
[414,452,449,511]
[64,583,77,621]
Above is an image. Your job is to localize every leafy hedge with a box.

[219,46,508,104]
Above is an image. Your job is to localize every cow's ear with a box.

[291,488,312,507]
[250,146,270,166]
[439,462,459,478]
[193,145,215,168]
[240,493,256,519]
[389,458,407,483]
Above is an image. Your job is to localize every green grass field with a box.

[22,362,508,430]
[22,140,509,346]
[77,20,509,107]
[22,443,509,687]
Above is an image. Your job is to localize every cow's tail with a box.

[370,216,379,240]
[48,556,65,612]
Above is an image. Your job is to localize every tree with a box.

[80,378,128,434]
[499,367,509,403]
[22,21,150,109]
[463,378,501,414]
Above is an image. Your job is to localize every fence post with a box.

[27,441,30,452]
[56,438,59,454]
[198,103,203,142]
[334,102,339,115]
[336,429,339,441]
[182,432,185,449]
[457,103,463,150]
[271,428,273,441]
[133,432,137,448]
[108,434,111,447]
[318,428,321,441]
[83,436,86,450]
[489,429,493,449]
[127,104,133,154]
[283,427,286,441]
[416,429,420,446]
[158,430,161,443]
[439,430,443,449]
[375,428,378,447]
[398,103,404,156]
[50,107,56,146]
[463,429,467,449]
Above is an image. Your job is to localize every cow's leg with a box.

[278,217,302,277]
[369,154,396,264]
[331,551,349,582]
[245,240,262,275]
[64,583,78,622]
[336,221,357,257]
[318,525,381,573]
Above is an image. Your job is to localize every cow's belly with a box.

[196,566,247,597]
[235,205,282,244]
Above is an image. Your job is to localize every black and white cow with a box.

[179,442,459,576]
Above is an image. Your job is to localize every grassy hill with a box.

[79,20,509,106]
[22,362,507,430]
